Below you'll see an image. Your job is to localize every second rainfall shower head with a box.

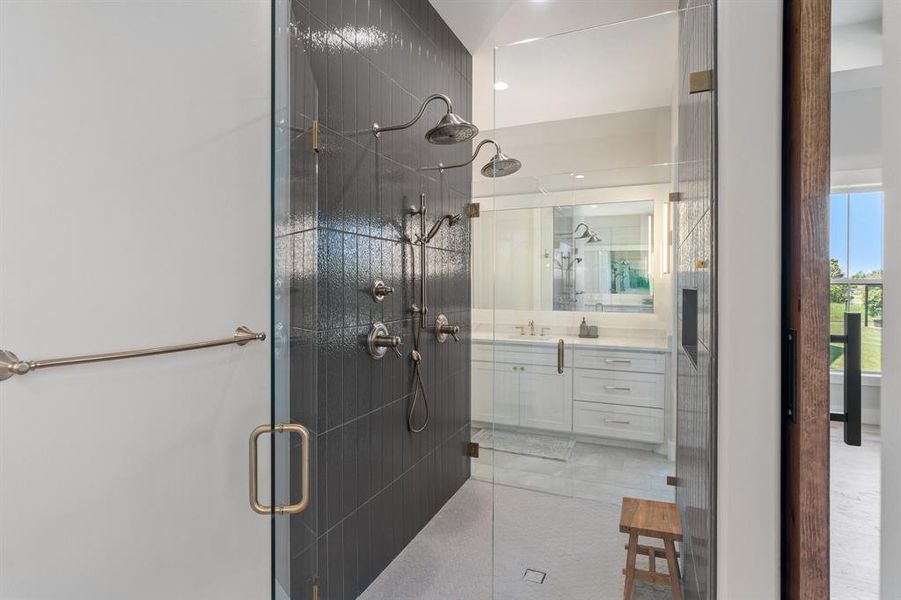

[420,139,522,178]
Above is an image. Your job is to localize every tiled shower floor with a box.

[360,441,676,600]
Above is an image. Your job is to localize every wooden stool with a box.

[619,497,683,600]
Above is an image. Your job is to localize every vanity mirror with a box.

[473,199,657,313]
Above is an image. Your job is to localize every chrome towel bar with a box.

[0,326,265,382]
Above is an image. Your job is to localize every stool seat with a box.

[619,497,683,600]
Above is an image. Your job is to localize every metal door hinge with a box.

[666,475,678,487]
[467,442,480,458]
[466,202,480,218]
[689,69,714,94]
[668,192,683,203]
[312,120,320,153]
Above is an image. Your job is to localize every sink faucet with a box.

[528,320,535,336]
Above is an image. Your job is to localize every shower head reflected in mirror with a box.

[421,139,522,178]
[574,223,602,244]
[373,93,478,145]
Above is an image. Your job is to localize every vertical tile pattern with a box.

[282,0,473,597]
[675,3,716,600]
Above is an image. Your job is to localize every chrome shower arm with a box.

[373,93,453,135]
[420,139,501,172]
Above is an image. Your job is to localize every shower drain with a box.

[523,569,547,584]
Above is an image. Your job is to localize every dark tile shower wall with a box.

[282,1,473,598]
[675,2,716,600]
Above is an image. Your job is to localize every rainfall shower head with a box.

[480,151,522,178]
[373,93,478,145]
[420,139,522,178]
[426,112,479,145]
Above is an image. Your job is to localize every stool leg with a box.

[624,532,638,600]
[664,537,682,600]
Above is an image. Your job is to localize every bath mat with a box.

[472,429,575,462]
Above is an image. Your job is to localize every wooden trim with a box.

[782,0,831,598]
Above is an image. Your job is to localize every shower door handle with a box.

[249,423,311,514]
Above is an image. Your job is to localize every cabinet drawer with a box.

[573,370,664,409]
[473,341,568,368]
[572,402,664,443]
[572,348,664,374]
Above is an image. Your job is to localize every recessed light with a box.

[494,81,509,91]
[575,174,585,179]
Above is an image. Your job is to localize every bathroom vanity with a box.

[471,333,670,447]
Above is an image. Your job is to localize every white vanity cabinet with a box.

[471,341,572,432]
[571,347,666,443]
[472,337,669,446]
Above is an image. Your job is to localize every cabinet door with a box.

[472,361,520,426]
[471,361,495,423]
[519,365,573,432]
[492,364,521,426]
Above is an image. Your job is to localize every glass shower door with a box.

[272,0,320,597]
[485,7,709,599]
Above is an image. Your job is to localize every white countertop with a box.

[471,330,670,352]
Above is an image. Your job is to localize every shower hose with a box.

[408,316,430,433]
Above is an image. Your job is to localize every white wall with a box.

[716,2,782,598]
[0,2,271,598]
[881,0,901,594]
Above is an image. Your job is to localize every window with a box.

[829,191,884,373]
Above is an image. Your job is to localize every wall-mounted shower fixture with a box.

[372,93,478,145]
[364,322,402,360]
[408,194,464,326]
[574,222,602,244]
[421,139,522,178]
[371,280,394,303]
[435,314,460,343]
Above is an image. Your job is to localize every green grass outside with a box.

[830,301,883,373]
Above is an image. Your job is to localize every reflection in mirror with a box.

[472,198,656,313]
[554,202,654,313]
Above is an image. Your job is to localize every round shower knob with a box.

[435,314,460,344]
[365,322,402,360]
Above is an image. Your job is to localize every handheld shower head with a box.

[422,213,463,244]
[373,94,478,145]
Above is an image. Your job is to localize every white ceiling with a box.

[428,1,681,185]
[430,0,677,52]
[493,11,678,128]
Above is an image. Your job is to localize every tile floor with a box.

[831,423,880,600]
[360,438,675,600]
[472,437,675,504]
[360,425,881,600]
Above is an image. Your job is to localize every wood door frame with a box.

[781,0,831,598]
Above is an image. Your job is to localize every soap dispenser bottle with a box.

[579,317,589,338]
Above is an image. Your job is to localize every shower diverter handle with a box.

[435,314,460,343]
[365,323,403,359]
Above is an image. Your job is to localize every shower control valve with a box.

[435,314,460,344]
[371,280,394,303]
[365,322,403,360]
